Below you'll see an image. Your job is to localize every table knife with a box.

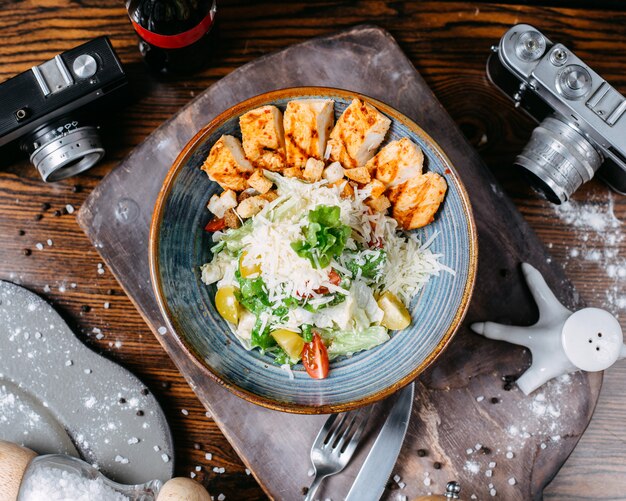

[345,382,414,501]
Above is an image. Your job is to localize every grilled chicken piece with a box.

[284,99,334,168]
[388,172,447,230]
[366,138,424,188]
[202,135,254,191]
[328,98,391,168]
[239,105,286,171]
[283,166,303,178]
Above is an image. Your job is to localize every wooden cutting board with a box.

[77,25,601,501]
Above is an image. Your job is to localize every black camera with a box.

[0,37,128,182]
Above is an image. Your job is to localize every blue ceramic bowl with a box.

[150,88,477,414]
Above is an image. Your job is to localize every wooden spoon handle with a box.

[156,477,211,501]
[0,440,37,501]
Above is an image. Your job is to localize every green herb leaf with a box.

[251,315,275,350]
[346,249,387,281]
[291,205,351,269]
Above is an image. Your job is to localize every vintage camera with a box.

[487,24,626,203]
[0,37,128,182]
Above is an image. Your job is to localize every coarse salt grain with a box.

[464,461,480,474]
[393,474,401,483]
[506,451,514,459]
[485,469,493,477]
[181,409,189,416]
[490,488,497,496]
[476,396,485,402]
[398,481,406,489]
[508,477,516,485]
[66,204,75,214]
[104,302,110,309]
[65,360,72,367]
[127,437,139,445]
[205,452,212,460]
[488,461,496,468]
[114,455,129,464]
[20,466,130,500]
[423,477,431,487]
[466,448,473,455]
[196,466,202,472]
[36,243,44,250]
[190,472,196,479]
[217,494,226,501]
[540,443,547,449]
[245,469,251,475]
[47,239,53,246]
[158,326,167,335]
[161,453,170,463]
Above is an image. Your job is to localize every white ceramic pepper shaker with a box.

[471,263,626,394]
[0,440,211,501]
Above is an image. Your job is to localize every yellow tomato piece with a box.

[271,329,306,361]
[215,286,241,324]
[377,291,411,330]
[239,251,262,278]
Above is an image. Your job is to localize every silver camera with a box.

[487,24,626,204]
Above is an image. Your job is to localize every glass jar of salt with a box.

[17,455,162,501]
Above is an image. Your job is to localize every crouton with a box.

[303,157,325,182]
[238,188,258,203]
[364,179,386,199]
[328,98,391,168]
[236,195,269,219]
[202,135,254,191]
[284,99,334,168]
[366,195,391,213]
[259,190,279,202]
[247,170,273,194]
[344,166,371,184]
[283,166,303,178]
[331,179,355,199]
[206,189,238,218]
[388,172,447,229]
[366,138,424,187]
[239,105,286,171]
[323,161,345,184]
[224,208,242,229]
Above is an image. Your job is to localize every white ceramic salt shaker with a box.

[471,263,626,395]
[0,440,210,501]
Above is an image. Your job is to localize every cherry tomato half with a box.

[302,333,329,379]
[204,217,226,232]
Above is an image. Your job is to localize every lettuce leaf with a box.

[291,205,351,268]
[324,326,390,357]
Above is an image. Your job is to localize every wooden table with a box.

[0,1,624,499]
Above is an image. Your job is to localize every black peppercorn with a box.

[119,397,126,404]
[491,397,499,404]
[23,248,31,256]
[481,447,492,455]
[34,214,43,221]
[433,461,442,469]
[81,305,91,313]
[107,289,114,295]
[504,383,512,391]
[136,410,144,416]
[72,184,82,193]
[417,449,427,457]
[41,202,51,211]
[18,229,25,236]
[53,210,61,217]
[141,388,149,396]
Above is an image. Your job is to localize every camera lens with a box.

[515,114,603,204]
[21,118,105,182]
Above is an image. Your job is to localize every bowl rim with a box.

[149,86,478,414]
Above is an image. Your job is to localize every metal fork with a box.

[304,406,372,501]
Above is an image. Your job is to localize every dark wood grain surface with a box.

[0,2,625,500]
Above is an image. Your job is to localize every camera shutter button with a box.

[72,54,97,79]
